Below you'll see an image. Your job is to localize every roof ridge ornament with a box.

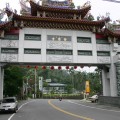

[80,1,91,9]
[42,0,75,8]
[0,8,6,22]
[20,0,31,15]
[8,13,13,21]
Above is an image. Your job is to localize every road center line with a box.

[48,100,94,120]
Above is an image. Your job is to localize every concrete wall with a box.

[0,28,111,65]
[0,28,120,98]
[99,96,120,107]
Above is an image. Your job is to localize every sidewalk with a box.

[78,99,120,111]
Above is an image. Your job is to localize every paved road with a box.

[0,99,120,120]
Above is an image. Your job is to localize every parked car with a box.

[89,95,98,103]
[0,97,18,113]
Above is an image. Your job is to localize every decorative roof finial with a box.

[0,9,5,22]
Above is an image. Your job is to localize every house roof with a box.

[48,83,66,87]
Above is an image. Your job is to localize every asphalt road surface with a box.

[0,99,120,120]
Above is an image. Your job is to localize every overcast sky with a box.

[0,0,120,21]
[1,0,118,72]
[74,0,120,21]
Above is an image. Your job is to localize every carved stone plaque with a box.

[97,57,111,63]
[1,54,18,62]
[47,41,72,49]
[47,55,73,63]
[97,44,110,51]
[1,40,19,48]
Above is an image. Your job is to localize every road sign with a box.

[46,79,51,82]
[85,80,90,94]
[39,77,43,91]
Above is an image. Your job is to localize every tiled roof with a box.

[0,21,12,30]
[13,15,110,31]
[13,13,108,25]
[104,28,120,38]
[4,9,110,32]
[30,1,91,19]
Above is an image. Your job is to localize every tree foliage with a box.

[3,65,102,97]
[4,65,24,97]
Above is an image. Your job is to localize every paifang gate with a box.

[0,0,120,99]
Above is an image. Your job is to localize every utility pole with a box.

[26,77,29,96]
[34,68,37,98]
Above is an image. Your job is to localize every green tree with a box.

[4,65,24,97]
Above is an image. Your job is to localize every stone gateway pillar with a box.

[0,66,4,99]
[102,67,111,96]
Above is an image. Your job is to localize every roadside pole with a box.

[34,68,37,98]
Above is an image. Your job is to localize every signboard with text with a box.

[85,80,90,94]
[39,77,43,91]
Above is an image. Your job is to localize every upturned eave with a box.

[30,0,91,19]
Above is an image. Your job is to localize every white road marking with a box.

[8,100,36,120]
[67,100,120,113]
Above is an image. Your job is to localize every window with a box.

[97,51,110,56]
[96,39,109,44]
[117,52,120,55]
[24,34,41,41]
[116,39,120,45]
[24,49,41,54]
[3,98,15,103]
[4,34,19,40]
[78,50,92,56]
[47,50,55,54]
[64,50,72,55]
[77,37,91,43]
[1,48,18,54]
[47,49,72,55]
[55,50,63,55]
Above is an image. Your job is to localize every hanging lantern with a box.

[80,65,84,68]
[88,65,91,68]
[74,66,77,69]
[27,65,31,68]
[66,66,69,69]
[42,66,46,69]
[50,66,54,70]
[35,66,38,69]
[58,66,62,70]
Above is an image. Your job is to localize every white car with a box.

[89,95,98,103]
[0,97,18,113]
